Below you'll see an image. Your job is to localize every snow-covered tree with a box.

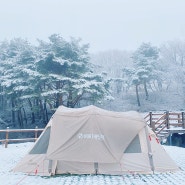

[90,50,132,97]
[0,35,112,127]
[123,43,159,106]
[35,34,112,108]
[160,40,185,103]
[0,38,36,127]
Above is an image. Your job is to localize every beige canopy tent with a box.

[13,105,178,176]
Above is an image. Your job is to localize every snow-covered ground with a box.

[0,142,185,185]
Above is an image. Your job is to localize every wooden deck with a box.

[144,111,185,140]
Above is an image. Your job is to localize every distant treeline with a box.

[0,34,110,128]
[1,35,185,128]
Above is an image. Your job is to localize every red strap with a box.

[35,165,39,175]
[156,138,159,144]
[149,135,152,141]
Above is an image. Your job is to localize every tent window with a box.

[29,127,51,154]
[124,135,141,153]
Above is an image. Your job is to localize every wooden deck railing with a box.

[1,111,185,148]
[144,111,185,137]
[0,127,44,148]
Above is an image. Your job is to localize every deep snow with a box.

[0,142,185,185]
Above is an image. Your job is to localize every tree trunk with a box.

[56,93,63,107]
[17,108,24,128]
[0,86,4,111]
[67,90,73,108]
[11,97,16,127]
[55,81,63,107]
[72,94,83,108]
[35,98,40,118]
[39,99,46,124]
[144,81,149,100]
[136,84,141,106]
[22,107,27,126]
[28,98,35,124]
[44,99,49,123]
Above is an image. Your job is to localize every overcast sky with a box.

[1,0,185,52]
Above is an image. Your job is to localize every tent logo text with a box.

[78,133,105,141]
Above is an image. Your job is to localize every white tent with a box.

[13,105,179,176]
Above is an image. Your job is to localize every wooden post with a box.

[5,127,9,148]
[182,112,185,129]
[178,113,180,124]
[169,133,172,146]
[166,111,170,129]
[151,122,156,132]
[35,126,38,141]
[149,112,152,127]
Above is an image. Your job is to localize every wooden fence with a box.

[144,111,185,139]
[0,127,44,148]
[1,111,185,148]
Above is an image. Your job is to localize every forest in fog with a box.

[91,39,185,112]
[0,34,185,129]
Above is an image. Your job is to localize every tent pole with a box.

[94,162,98,175]
[145,126,155,174]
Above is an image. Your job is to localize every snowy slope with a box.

[0,142,185,185]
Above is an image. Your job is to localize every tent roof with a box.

[55,105,145,121]
[46,105,146,162]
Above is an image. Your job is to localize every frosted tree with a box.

[0,35,112,128]
[160,40,185,102]
[0,38,36,127]
[35,34,112,108]
[90,50,132,97]
[160,40,185,67]
[0,40,9,111]
[123,43,159,106]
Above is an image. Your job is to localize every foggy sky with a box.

[0,0,185,52]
